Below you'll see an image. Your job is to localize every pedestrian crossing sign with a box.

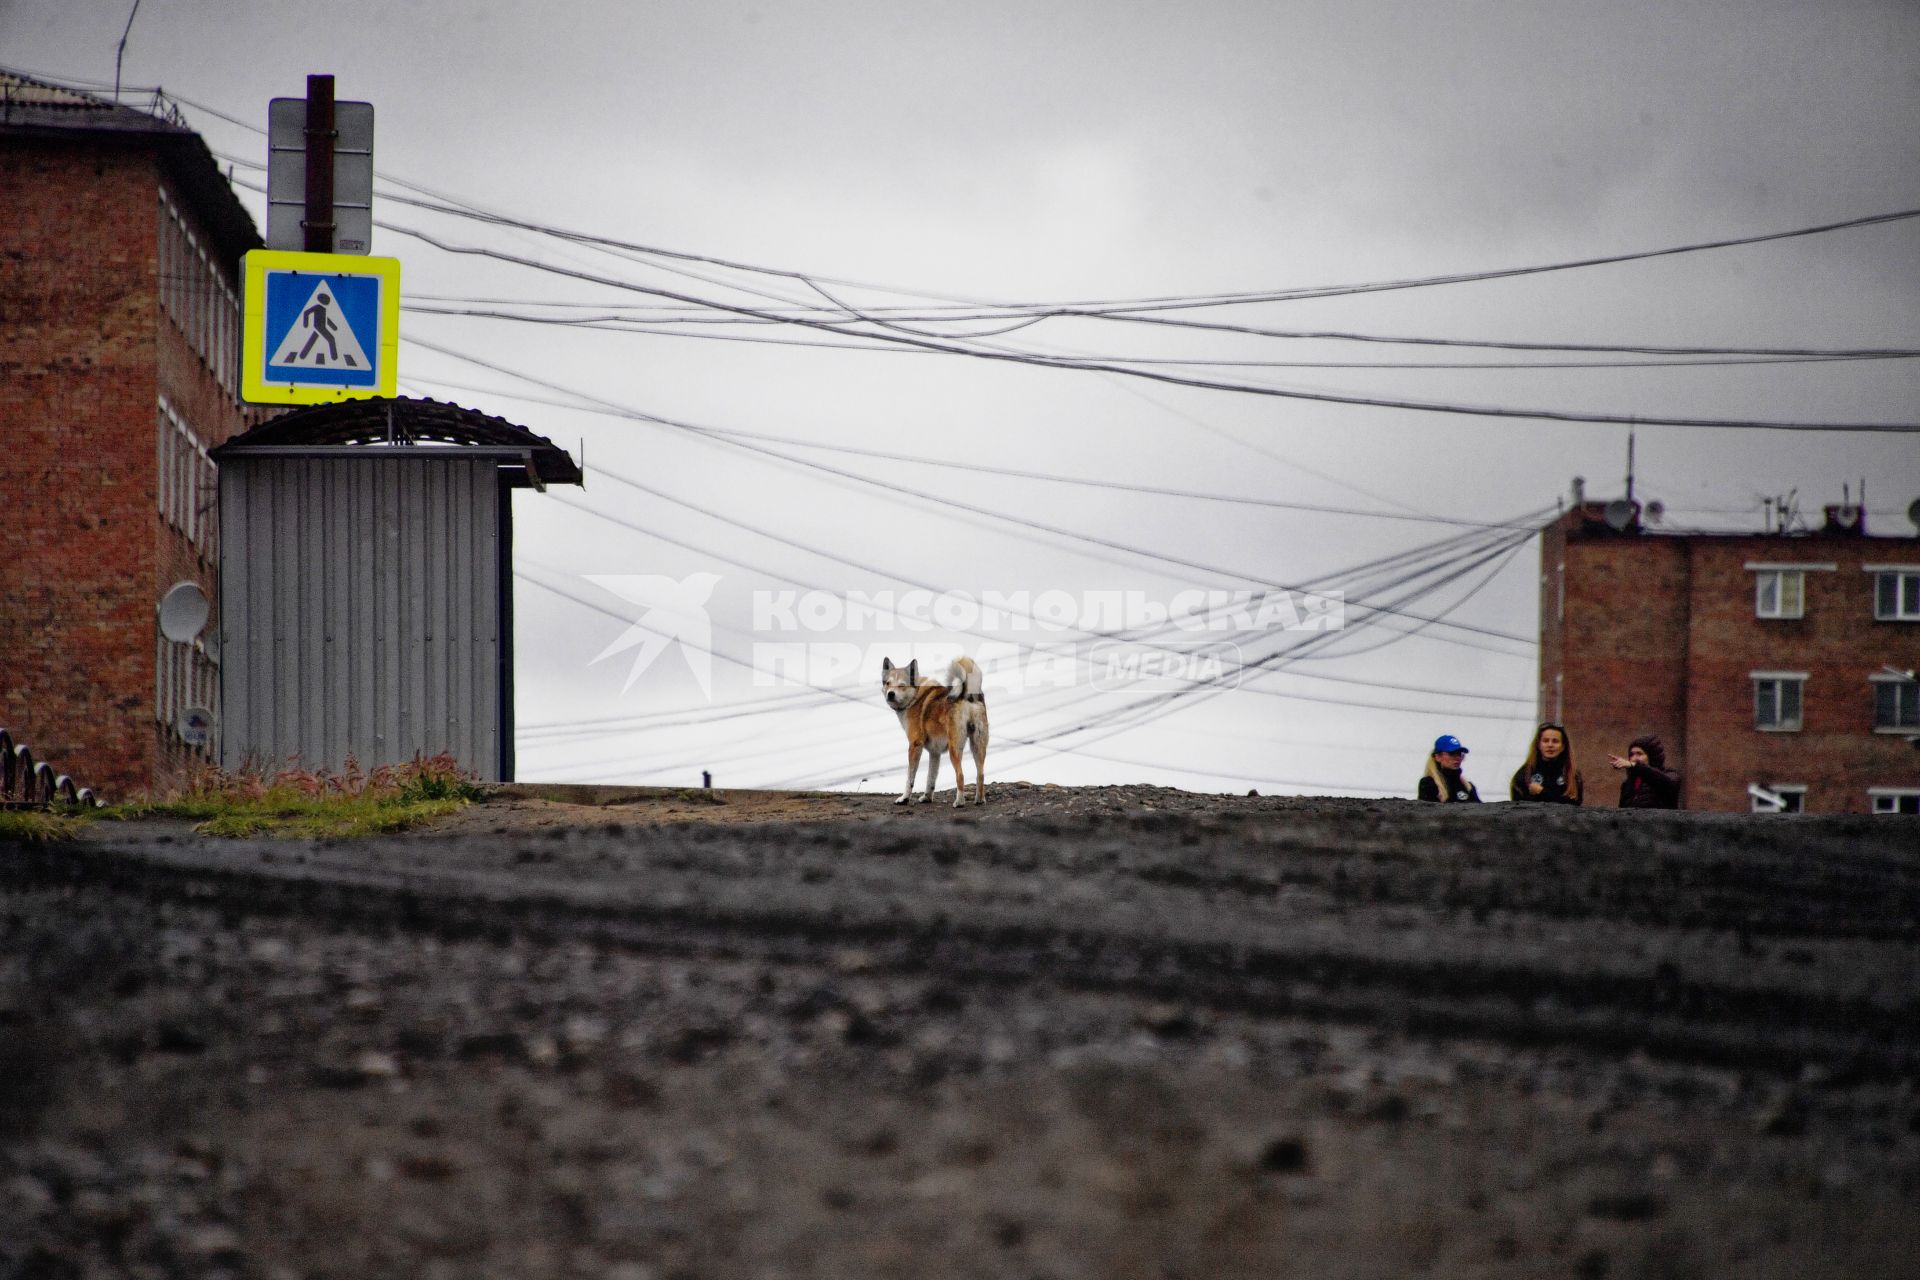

[241,250,400,405]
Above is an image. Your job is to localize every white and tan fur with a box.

[881,655,988,807]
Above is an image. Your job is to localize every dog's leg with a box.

[923,749,941,804]
[896,743,921,805]
[949,736,966,807]
[971,718,987,804]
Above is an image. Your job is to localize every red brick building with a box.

[1538,490,1920,812]
[1,71,263,797]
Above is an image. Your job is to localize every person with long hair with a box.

[1417,734,1480,803]
[1509,722,1583,805]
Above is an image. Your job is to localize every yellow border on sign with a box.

[241,250,401,405]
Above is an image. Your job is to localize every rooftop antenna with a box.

[1778,489,1801,534]
[113,0,143,103]
[1625,427,1636,505]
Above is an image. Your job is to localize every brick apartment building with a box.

[1,70,262,797]
[1538,489,1920,813]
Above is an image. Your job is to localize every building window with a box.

[1871,790,1920,815]
[1755,569,1804,619]
[1749,784,1806,814]
[158,187,241,398]
[1871,569,1920,622]
[1872,676,1920,732]
[157,398,217,561]
[1752,673,1805,731]
[154,632,219,759]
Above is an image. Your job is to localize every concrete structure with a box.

[211,398,582,781]
[1,70,263,796]
[1538,492,1920,812]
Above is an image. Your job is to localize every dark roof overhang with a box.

[211,397,584,489]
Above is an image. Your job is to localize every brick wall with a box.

[1536,518,1564,725]
[1,140,162,798]
[1555,517,1691,806]
[1538,504,1920,813]
[1686,540,1920,813]
[1,136,253,798]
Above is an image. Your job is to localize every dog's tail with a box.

[945,655,984,702]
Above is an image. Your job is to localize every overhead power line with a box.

[388,226,1920,433]
[397,291,1920,362]
[190,117,1913,431]
[405,371,1531,530]
[410,334,1546,654]
[400,302,1920,370]
[756,525,1536,790]
[260,133,1920,318]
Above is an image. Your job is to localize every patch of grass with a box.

[114,753,482,838]
[194,796,466,839]
[0,809,91,843]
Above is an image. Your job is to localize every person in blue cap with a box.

[1418,734,1481,802]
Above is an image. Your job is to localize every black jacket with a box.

[1418,765,1480,804]
[1510,758,1582,805]
[1618,762,1681,809]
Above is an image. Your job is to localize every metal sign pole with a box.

[303,74,336,254]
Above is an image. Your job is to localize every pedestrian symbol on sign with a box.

[242,250,400,405]
[270,279,372,371]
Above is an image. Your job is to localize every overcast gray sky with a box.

[7,0,1919,796]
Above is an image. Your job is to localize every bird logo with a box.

[583,573,722,698]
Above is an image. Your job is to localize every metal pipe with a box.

[303,74,336,254]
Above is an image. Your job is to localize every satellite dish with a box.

[1644,500,1665,525]
[1908,497,1920,532]
[177,706,215,748]
[158,582,209,643]
[1603,499,1636,531]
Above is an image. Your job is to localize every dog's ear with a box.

[907,659,919,685]
[882,657,893,676]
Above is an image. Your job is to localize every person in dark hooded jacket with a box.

[1608,735,1681,809]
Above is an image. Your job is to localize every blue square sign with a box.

[242,251,400,404]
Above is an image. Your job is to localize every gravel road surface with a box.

[3,784,1917,1278]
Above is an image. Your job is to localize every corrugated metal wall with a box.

[219,455,504,779]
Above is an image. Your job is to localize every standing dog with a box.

[881,656,988,807]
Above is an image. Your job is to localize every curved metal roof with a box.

[212,397,582,487]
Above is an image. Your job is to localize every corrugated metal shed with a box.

[211,398,581,780]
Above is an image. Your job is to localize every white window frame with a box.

[1745,562,1834,620]
[1751,671,1807,732]
[1755,569,1804,619]
[1864,566,1920,622]
[1871,673,1920,733]
[157,398,216,558]
[1749,784,1807,814]
[1869,788,1920,815]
